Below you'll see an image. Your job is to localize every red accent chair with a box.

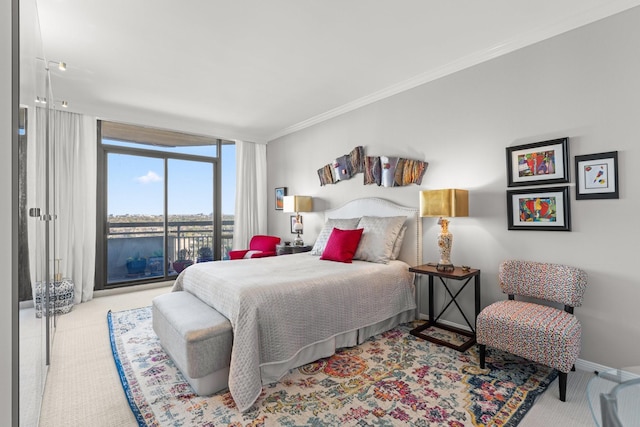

[229,235,281,260]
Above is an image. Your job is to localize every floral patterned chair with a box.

[228,235,281,260]
[476,260,588,401]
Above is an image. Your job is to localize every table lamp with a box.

[283,195,313,246]
[419,189,469,272]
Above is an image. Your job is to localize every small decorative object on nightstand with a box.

[276,244,312,256]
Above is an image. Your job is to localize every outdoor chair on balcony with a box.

[476,259,588,402]
[229,235,281,260]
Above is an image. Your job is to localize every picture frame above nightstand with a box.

[275,187,287,210]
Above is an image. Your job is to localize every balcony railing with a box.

[106,218,233,284]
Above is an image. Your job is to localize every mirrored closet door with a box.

[19,0,62,424]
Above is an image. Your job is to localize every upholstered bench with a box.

[152,291,232,395]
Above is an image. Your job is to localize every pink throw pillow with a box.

[320,228,364,263]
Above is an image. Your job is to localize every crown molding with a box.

[268,1,640,142]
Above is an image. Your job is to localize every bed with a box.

[170,197,422,411]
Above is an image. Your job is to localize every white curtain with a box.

[232,140,267,249]
[30,108,97,303]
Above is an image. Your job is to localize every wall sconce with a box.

[419,189,469,272]
[283,195,313,246]
[35,98,68,108]
[37,57,67,71]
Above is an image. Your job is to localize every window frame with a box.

[95,120,228,290]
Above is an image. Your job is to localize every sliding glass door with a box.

[106,153,165,284]
[104,151,217,286]
[167,159,214,272]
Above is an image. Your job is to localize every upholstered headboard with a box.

[324,197,422,267]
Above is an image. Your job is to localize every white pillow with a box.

[354,216,406,264]
[390,225,407,260]
[243,250,261,259]
[310,217,361,255]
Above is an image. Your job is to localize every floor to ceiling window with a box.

[96,121,235,289]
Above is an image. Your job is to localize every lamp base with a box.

[436,263,455,272]
[437,227,453,272]
[293,233,304,246]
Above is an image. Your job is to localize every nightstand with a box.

[408,264,480,352]
[276,244,312,255]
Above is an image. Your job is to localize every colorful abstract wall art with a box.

[517,150,556,177]
[518,196,556,223]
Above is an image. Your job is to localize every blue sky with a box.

[107,143,236,216]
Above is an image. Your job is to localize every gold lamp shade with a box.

[419,189,469,218]
[283,195,313,213]
[419,189,469,272]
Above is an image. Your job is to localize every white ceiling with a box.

[35,0,640,143]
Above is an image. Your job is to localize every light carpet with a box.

[108,306,558,427]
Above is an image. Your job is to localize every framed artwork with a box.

[506,138,569,187]
[275,187,286,210]
[507,186,571,231]
[575,151,619,200]
[290,215,302,234]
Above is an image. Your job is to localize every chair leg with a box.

[479,344,486,368]
[558,371,567,402]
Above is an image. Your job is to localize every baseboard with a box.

[417,312,613,374]
[94,280,173,298]
[575,359,613,375]
[19,300,34,309]
[416,313,473,332]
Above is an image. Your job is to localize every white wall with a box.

[2,0,17,425]
[267,7,640,369]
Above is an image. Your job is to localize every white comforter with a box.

[172,252,416,411]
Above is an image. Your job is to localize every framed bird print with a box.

[575,151,619,200]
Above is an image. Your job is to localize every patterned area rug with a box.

[108,307,557,427]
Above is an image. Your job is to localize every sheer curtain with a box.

[30,108,97,303]
[232,140,267,249]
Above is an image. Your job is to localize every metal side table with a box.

[587,366,640,427]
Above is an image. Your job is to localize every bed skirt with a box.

[259,308,415,384]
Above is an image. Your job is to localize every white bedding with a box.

[172,252,416,412]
